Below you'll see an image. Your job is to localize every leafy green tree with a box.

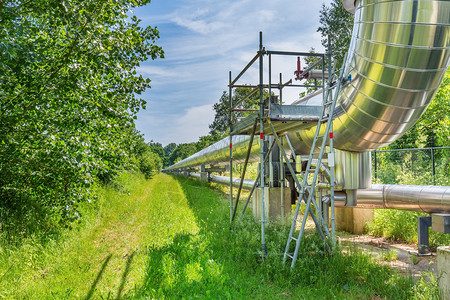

[209,87,262,134]
[0,0,163,236]
[167,143,197,166]
[317,0,353,70]
[149,141,164,158]
[139,150,162,179]
[163,143,177,157]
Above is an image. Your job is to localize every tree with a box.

[209,87,266,134]
[0,0,163,235]
[167,143,197,166]
[149,141,164,158]
[317,0,354,70]
[163,143,177,157]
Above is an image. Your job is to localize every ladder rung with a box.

[286,253,294,259]
[290,237,298,241]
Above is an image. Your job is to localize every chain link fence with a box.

[372,147,450,186]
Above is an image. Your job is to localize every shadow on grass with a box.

[133,175,283,299]
[134,175,418,299]
[115,251,135,300]
[85,254,112,300]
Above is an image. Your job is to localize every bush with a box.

[139,151,162,179]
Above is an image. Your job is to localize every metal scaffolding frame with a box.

[228,32,343,264]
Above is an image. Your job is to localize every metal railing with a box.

[372,147,450,186]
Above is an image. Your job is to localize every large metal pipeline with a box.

[290,0,450,153]
[357,184,450,213]
[188,172,450,214]
[164,0,450,214]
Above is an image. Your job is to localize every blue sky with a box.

[133,0,332,146]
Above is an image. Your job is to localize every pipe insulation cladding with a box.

[290,0,450,153]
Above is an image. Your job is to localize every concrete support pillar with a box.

[437,246,450,299]
[334,207,374,234]
[200,172,208,182]
[252,187,291,222]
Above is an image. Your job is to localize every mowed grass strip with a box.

[132,174,437,299]
[0,172,163,298]
[1,173,439,299]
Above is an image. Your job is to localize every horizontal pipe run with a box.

[189,173,450,214]
[357,184,450,214]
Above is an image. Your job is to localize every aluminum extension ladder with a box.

[282,60,348,269]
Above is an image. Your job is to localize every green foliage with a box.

[368,209,420,242]
[163,142,177,157]
[148,141,164,158]
[0,173,438,298]
[167,143,197,166]
[139,150,162,179]
[318,0,353,70]
[0,0,163,237]
[209,87,265,134]
[0,171,155,298]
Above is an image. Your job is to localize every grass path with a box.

[1,172,156,298]
[0,172,439,299]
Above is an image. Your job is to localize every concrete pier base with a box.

[252,187,291,222]
[335,207,374,234]
[200,172,208,182]
[438,246,450,299]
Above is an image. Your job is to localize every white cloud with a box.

[136,104,215,146]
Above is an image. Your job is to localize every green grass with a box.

[0,172,440,299]
[132,174,438,299]
[0,172,155,298]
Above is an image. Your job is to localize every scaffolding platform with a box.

[231,104,322,136]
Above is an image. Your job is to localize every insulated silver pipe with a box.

[192,174,450,214]
[288,0,450,154]
[189,173,255,190]
[357,184,450,214]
